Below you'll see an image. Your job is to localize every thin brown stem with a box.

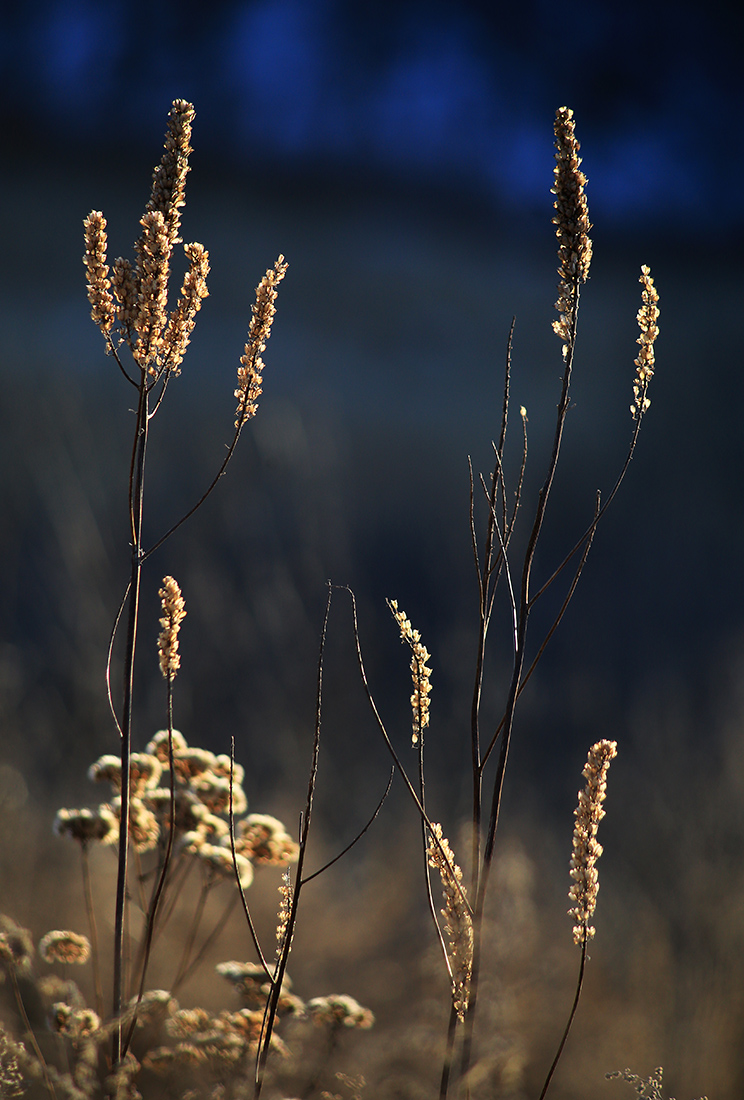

[537,933,588,1100]
[254,584,332,1099]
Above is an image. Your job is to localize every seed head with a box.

[631,265,660,418]
[551,107,592,354]
[83,211,116,336]
[235,256,288,427]
[568,739,617,945]
[158,575,187,680]
[389,599,432,745]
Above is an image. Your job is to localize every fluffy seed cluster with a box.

[83,99,210,376]
[389,600,432,745]
[234,257,289,427]
[56,732,294,889]
[551,106,592,355]
[568,739,617,945]
[427,824,473,1020]
[158,575,187,680]
[39,930,91,966]
[631,265,660,418]
[306,995,374,1030]
[233,814,299,866]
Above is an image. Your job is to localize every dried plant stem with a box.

[171,891,239,995]
[229,737,273,980]
[171,876,211,992]
[460,275,582,1084]
[8,966,57,1100]
[537,932,588,1100]
[123,709,178,1056]
[254,585,332,1099]
[439,1004,459,1100]
[112,373,150,1067]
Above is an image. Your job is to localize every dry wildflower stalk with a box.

[551,106,592,356]
[158,575,187,680]
[427,824,473,1020]
[83,99,208,376]
[631,265,660,418]
[389,600,432,745]
[235,257,289,427]
[568,739,617,944]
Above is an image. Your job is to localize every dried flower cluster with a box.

[631,265,660,418]
[568,739,618,945]
[39,930,91,966]
[235,256,289,427]
[54,732,293,882]
[427,824,473,1019]
[551,106,592,355]
[83,99,210,376]
[307,995,375,1030]
[234,814,300,866]
[389,600,432,745]
[157,575,187,680]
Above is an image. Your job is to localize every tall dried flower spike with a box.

[158,575,187,679]
[235,256,288,427]
[389,600,432,745]
[551,107,592,354]
[631,265,660,418]
[568,739,617,945]
[133,210,171,372]
[427,824,473,1019]
[144,99,195,250]
[160,242,210,374]
[83,211,116,337]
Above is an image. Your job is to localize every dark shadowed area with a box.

[1,3,744,1098]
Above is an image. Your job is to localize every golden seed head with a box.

[83,211,117,336]
[275,868,294,959]
[389,600,432,745]
[631,265,660,418]
[144,99,195,250]
[568,739,617,944]
[158,575,187,680]
[160,242,210,374]
[133,210,171,372]
[235,256,288,427]
[427,823,473,1019]
[551,107,592,353]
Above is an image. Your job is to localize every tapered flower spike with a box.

[551,107,592,356]
[568,739,617,944]
[235,256,288,427]
[389,599,432,745]
[631,265,660,418]
[83,211,116,337]
[427,824,473,1019]
[158,576,187,680]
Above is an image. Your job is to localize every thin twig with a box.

[301,767,394,885]
[230,736,273,980]
[537,932,588,1100]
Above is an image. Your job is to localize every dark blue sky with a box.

[3,0,741,235]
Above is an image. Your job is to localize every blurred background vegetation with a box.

[1,2,744,1096]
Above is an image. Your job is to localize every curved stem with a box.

[537,933,588,1100]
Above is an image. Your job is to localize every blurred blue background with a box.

[3,0,741,234]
